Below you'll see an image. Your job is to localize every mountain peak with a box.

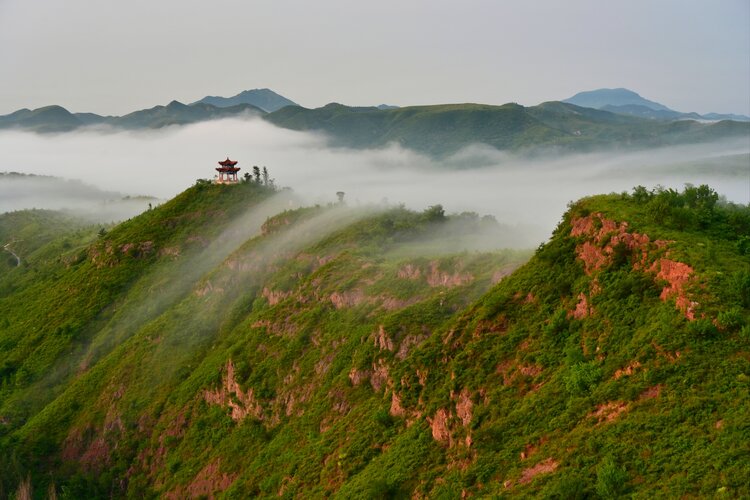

[192,88,297,112]
[563,88,672,112]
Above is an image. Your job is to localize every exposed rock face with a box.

[397,263,421,280]
[614,360,641,379]
[456,389,473,427]
[651,258,696,319]
[373,325,395,351]
[262,286,293,305]
[518,458,559,485]
[390,392,406,417]
[397,261,473,288]
[165,459,236,499]
[639,384,662,400]
[348,367,370,386]
[195,280,224,297]
[370,359,390,392]
[589,401,629,423]
[396,333,429,360]
[204,359,263,422]
[571,212,697,320]
[61,384,128,472]
[330,289,366,309]
[426,261,473,288]
[429,408,452,444]
[571,292,592,319]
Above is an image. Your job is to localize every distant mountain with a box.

[0,105,83,133]
[564,88,750,122]
[114,100,264,129]
[264,101,750,157]
[601,104,702,121]
[1,92,748,155]
[564,88,671,111]
[192,88,297,112]
[376,104,400,110]
[0,101,265,133]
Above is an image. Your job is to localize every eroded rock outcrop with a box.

[570,212,697,320]
[203,359,263,422]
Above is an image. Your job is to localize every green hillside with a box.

[265,101,750,156]
[0,209,93,275]
[0,102,266,133]
[0,181,748,498]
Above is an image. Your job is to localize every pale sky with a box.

[1,0,748,116]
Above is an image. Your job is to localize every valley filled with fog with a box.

[0,116,747,245]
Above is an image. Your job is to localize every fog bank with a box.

[0,117,747,244]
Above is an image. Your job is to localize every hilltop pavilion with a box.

[215,157,240,184]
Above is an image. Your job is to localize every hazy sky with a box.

[1,0,749,115]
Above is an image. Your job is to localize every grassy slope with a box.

[0,209,93,274]
[265,101,750,156]
[0,181,279,433]
[1,184,748,498]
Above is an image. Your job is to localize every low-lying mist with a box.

[0,116,747,245]
[0,172,157,222]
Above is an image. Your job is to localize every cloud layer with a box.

[0,117,747,244]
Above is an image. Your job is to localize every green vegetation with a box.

[265,101,750,156]
[3,98,747,158]
[0,102,265,132]
[0,182,748,498]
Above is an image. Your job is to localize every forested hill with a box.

[264,101,750,156]
[0,181,748,497]
[1,98,748,158]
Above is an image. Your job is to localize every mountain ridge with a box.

[564,88,750,122]
[1,89,748,157]
[0,180,748,497]
[191,88,297,113]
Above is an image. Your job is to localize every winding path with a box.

[3,243,20,267]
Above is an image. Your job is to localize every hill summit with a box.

[563,88,750,122]
[564,88,671,111]
[192,88,297,113]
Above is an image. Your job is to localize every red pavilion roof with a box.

[218,157,238,167]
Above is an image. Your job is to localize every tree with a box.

[336,191,345,203]
[252,166,261,184]
[262,166,269,186]
[422,204,445,222]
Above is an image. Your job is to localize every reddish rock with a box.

[330,289,366,309]
[262,287,293,305]
[166,459,236,500]
[429,408,452,444]
[203,359,264,422]
[518,458,559,485]
[613,361,641,380]
[348,367,370,386]
[639,385,662,400]
[370,359,390,392]
[390,392,406,417]
[571,292,592,319]
[589,401,629,423]
[652,258,696,319]
[426,261,473,288]
[374,324,395,351]
[397,263,421,280]
[456,388,473,427]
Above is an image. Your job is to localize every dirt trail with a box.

[3,242,20,267]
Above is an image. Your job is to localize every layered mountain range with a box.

[1,88,748,157]
[563,88,750,122]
